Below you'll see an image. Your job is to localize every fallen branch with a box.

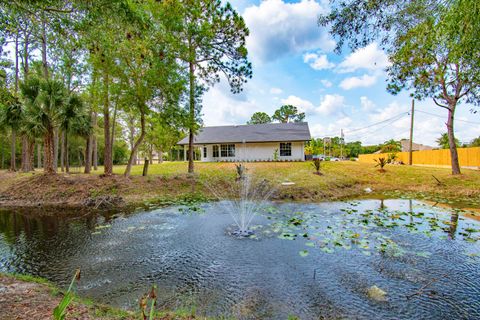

[406,273,448,300]
[432,175,444,186]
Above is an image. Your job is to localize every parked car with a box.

[312,154,325,160]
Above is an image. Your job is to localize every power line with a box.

[347,113,410,142]
[344,111,410,134]
[416,109,480,125]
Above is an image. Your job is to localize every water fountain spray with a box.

[203,140,276,237]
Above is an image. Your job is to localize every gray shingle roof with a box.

[178,122,311,145]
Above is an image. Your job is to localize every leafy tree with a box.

[58,94,90,173]
[0,88,21,171]
[345,141,362,158]
[470,137,480,148]
[437,133,460,149]
[319,0,480,175]
[162,0,252,173]
[381,139,401,153]
[247,112,271,125]
[116,3,185,177]
[272,105,305,123]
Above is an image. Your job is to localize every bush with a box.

[312,158,322,175]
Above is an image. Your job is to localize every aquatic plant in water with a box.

[262,200,480,257]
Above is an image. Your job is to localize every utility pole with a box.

[323,137,326,157]
[340,129,344,159]
[409,99,415,165]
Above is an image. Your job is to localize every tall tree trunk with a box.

[127,117,136,165]
[109,95,118,165]
[158,146,163,164]
[28,140,34,171]
[21,136,28,172]
[84,136,92,173]
[23,31,29,77]
[14,33,19,93]
[447,104,461,175]
[84,137,90,174]
[85,74,96,173]
[37,143,42,169]
[124,110,146,177]
[41,15,48,79]
[60,131,65,172]
[1,144,4,169]
[93,112,98,171]
[53,128,59,171]
[14,34,25,173]
[64,131,70,173]
[10,130,16,172]
[188,60,195,174]
[103,71,112,175]
[43,127,55,174]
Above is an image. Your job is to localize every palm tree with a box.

[59,94,87,173]
[381,139,401,153]
[72,114,93,169]
[0,89,22,171]
[21,77,65,174]
[437,133,460,149]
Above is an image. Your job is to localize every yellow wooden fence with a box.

[358,147,480,168]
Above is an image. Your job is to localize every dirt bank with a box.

[0,274,136,320]
[0,273,206,320]
[1,161,479,211]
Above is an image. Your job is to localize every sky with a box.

[202,0,480,146]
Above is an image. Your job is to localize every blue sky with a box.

[203,0,480,146]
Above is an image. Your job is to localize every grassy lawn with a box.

[1,161,479,208]
[113,161,480,198]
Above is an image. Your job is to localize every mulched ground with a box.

[0,275,94,320]
[0,275,200,320]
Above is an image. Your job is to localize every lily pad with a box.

[299,250,309,257]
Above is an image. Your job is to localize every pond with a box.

[0,199,479,319]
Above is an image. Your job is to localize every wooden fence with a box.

[358,147,480,168]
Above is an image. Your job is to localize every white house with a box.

[177,122,311,162]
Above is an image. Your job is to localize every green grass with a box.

[1,161,479,207]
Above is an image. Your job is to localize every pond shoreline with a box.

[1,162,479,213]
[0,273,209,320]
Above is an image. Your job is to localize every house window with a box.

[203,147,207,158]
[280,142,291,156]
[221,144,235,157]
[212,145,219,158]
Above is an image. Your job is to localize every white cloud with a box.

[339,74,377,90]
[202,83,259,126]
[320,79,332,88]
[336,117,353,127]
[278,93,346,116]
[310,123,325,137]
[310,117,352,138]
[303,52,335,70]
[316,94,346,115]
[270,87,283,95]
[243,0,335,63]
[337,42,390,73]
[369,101,405,123]
[360,96,375,111]
[281,95,315,113]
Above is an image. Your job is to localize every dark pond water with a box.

[1,200,480,319]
